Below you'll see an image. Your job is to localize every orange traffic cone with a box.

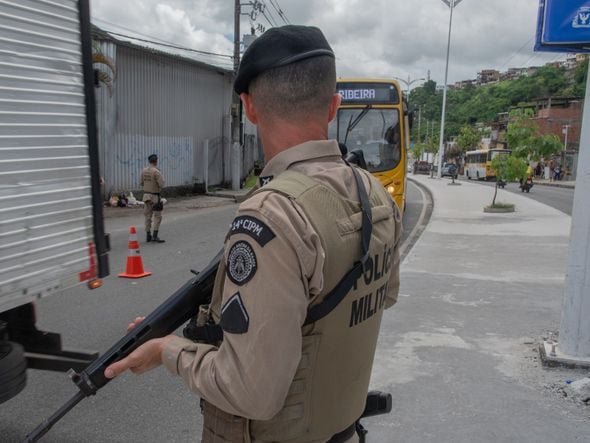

[119,226,152,278]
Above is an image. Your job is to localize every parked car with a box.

[441,163,458,178]
[413,161,431,174]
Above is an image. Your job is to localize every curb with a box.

[533,181,575,189]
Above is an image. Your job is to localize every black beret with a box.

[234,25,334,95]
[148,154,158,162]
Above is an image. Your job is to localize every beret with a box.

[148,154,158,162]
[234,25,334,95]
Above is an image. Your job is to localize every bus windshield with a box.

[335,108,401,173]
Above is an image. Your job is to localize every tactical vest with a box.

[207,169,397,443]
[142,166,161,194]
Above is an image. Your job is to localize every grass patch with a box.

[489,202,515,209]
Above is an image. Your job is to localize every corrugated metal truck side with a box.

[0,0,109,403]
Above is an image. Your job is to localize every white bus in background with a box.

[464,148,511,180]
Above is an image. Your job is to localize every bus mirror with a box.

[344,149,368,170]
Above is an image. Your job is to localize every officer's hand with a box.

[104,336,170,379]
[127,316,146,332]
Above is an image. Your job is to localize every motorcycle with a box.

[519,176,533,193]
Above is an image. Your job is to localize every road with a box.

[456,177,575,215]
[1,181,430,443]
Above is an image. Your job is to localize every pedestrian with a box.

[535,163,542,178]
[549,159,555,182]
[105,25,402,443]
[141,154,165,243]
[554,164,561,181]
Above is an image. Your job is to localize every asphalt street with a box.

[456,177,575,215]
[1,184,430,443]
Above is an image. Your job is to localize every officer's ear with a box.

[328,93,341,123]
[240,92,258,124]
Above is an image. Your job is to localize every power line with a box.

[260,1,279,27]
[98,29,234,60]
[260,9,278,27]
[499,36,534,70]
[268,0,290,24]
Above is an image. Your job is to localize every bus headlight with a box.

[387,185,395,195]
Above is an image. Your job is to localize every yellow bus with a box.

[329,78,409,213]
[464,148,511,180]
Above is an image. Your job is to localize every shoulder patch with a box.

[220,292,249,334]
[227,241,258,285]
[259,175,274,186]
[230,216,275,246]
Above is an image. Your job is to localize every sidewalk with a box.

[366,175,589,442]
[102,186,253,219]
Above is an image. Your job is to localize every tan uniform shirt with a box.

[141,165,164,202]
[162,140,400,425]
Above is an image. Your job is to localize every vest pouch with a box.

[249,333,321,441]
[202,400,251,443]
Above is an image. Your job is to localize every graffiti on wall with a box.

[106,134,193,192]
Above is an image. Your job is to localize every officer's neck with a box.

[259,119,327,161]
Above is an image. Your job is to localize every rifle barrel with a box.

[23,391,85,443]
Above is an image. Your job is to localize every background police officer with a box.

[106,25,402,443]
[141,154,165,243]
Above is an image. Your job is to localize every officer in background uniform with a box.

[141,154,165,243]
[106,25,402,443]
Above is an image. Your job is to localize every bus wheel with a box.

[0,340,27,404]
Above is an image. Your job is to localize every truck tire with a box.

[0,341,27,404]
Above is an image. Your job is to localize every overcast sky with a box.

[91,0,564,88]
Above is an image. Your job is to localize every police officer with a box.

[105,25,402,443]
[141,154,165,243]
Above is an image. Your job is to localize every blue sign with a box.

[535,0,590,52]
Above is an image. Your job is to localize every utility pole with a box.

[232,0,241,144]
[557,67,590,360]
[437,0,464,178]
[394,74,425,97]
[417,105,422,144]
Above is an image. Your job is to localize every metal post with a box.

[417,106,422,144]
[437,0,455,178]
[233,0,240,74]
[231,142,241,191]
[232,0,241,145]
[203,139,209,193]
[558,67,590,358]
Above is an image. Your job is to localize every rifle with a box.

[23,248,392,442]
[23,250,223,442]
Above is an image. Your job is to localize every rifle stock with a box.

[23,250,222,442]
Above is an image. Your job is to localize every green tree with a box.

[490,155,528,206]
[507,110,561,160]
[455,125,481,152]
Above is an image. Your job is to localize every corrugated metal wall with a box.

[95,41,235,194]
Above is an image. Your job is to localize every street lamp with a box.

[437,0,464,178]
[393,75,426,96]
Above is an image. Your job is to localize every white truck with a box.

[0,0,109,403]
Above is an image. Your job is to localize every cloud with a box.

[91,0,565,85]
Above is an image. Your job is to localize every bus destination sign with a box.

[337,82,399,105]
